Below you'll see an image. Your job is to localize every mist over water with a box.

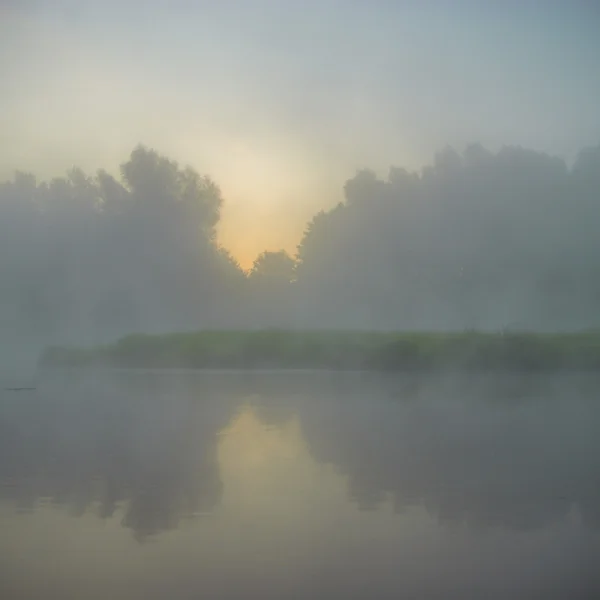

[2,3,600,598]
[1,372,599,599]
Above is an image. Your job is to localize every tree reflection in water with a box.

[1,371,599,541]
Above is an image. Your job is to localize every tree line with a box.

[1,141,599,347]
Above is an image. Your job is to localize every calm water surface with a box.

[1,371,599,599]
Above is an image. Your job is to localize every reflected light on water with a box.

[0,372,599,599]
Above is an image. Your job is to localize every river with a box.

[1,371,599,599]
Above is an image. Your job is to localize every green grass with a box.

[38,329,600,372]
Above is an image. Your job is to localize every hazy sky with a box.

[1,0,599,267]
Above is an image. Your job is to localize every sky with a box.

[1,0,599,268]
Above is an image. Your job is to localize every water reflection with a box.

[0,373,233,540]
[294,375,600,531]
[0,372,599,598]
[1,372,599,538]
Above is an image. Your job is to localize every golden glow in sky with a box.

[2,2,599,268]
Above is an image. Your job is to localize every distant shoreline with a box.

[39,330,600,372]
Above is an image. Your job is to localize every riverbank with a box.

[38,330,600,372]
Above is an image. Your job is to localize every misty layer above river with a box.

[1,372,599,540]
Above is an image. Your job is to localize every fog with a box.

[1,372,599,598]
[3,372,600,537]
[1,141,600,374]
[3,2,600,266]
[2,5,600,598]
[2,2,600,375]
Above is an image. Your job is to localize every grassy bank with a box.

[39,330,600,372]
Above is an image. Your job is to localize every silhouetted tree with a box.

[0,145,245,347]
[248,250,296,327]
[2,141,600,347]
[293,143,600,330]
[250,250,296,283]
